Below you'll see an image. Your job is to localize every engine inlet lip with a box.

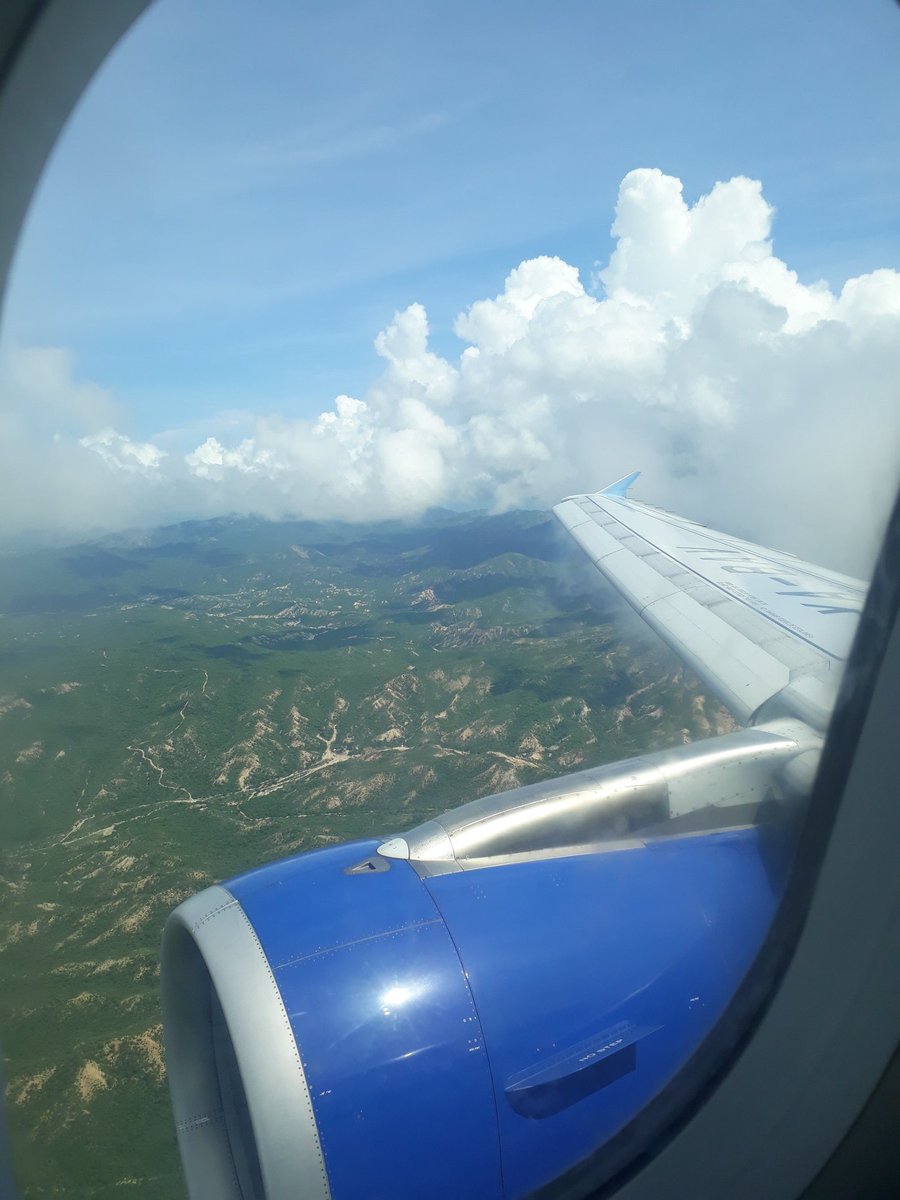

[161,885,331,1200]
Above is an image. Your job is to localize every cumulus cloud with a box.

[2,168,899,574]
[79,428,167,473]
[184,436,263,478]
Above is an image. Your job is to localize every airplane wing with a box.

[553,472,867,731]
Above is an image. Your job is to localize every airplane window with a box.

[0,3,898,1199]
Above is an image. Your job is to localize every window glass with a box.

[1,2,898,1197]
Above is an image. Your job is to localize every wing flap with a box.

[554,483,866,730]
[640,589,789,723]
[603,548,683,610]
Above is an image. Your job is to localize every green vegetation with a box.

[0,509,731,1197]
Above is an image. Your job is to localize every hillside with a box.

[0,509,732,1198]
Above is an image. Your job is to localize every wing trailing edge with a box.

[554,478,866,731]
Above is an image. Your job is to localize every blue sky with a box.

[0,0,898,570]
[5,0,899,435]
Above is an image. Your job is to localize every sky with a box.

[1,0,899,574]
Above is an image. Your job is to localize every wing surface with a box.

[553,475,867,730]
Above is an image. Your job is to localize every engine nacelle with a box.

[162,808,791,1199]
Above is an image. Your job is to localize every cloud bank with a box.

[2,168,898,575]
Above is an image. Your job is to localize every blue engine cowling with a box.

[162,828,787,1199]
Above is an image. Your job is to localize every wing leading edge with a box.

[554,474,866,731]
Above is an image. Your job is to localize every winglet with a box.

[600,470,640,498]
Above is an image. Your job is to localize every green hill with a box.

[0,510,731,1198]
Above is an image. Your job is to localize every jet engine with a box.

[161,720,813,1199]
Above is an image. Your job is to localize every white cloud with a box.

[184,435,265,478]
[79,428,167,473]
[2,344,121,430]
[454,257,584,354]
[2,168,898,574]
